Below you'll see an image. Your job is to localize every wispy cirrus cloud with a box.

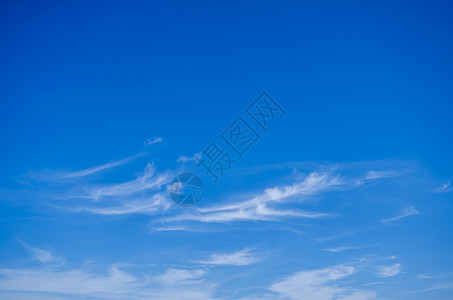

[268,264,376,300]
[73,163,171,201]
[70,193,171,216]
[166,171,341,223]
[176,152,201,163]
[431,182,453,193]
[0,248,258,299]
[17,240,64,264]
[62,163,175,215]
[144,137,163,146]
[0,264,216,300]
[153,268,207,284]
[25,152,145,183]
[0,265,141,297]
[377,263,401,278]
[354,169,403,186]
[381,206,419,223]
[0,249,384,300]
[196,248,260,266]
[411,282,453,293]
[32,161,177,216]
[323,246,367,253]
[162,164,413,225]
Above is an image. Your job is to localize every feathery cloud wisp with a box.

[167,172,340,223]
[381,206,419,223]
[153,268,206,285]
[197,248,259,266]
[431,182,453,193]
[377,263,401,278]
[176,153,201,163]
[26,152,145,182]
[0,265,216,300]
[269,264,376,300]
[17,240,64,264]
[323,246,366,253]
[144,137,163,146]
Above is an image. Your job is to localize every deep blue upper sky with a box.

[0,1,452,299]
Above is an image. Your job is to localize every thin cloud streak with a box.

[377,263,401,278]
[144,137,163,146]
[431,182,453,193]
[73,163,172,201]
[166,172,341,223]
[153,268,206,285]
[72,194,171,216]
[55,164,175,216]
[196,248,259,266]
[17,240,64,264]
[381,206,419,223]
[269,264,376,300]
[0,265,217,300]
[323,246,366,253]
[176,153,201,163]
[26,152,145,182]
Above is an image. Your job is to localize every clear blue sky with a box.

[0,1,452,299]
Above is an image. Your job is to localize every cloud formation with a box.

[381,206,420,223]
[25,152,145,183]
[197,248,259,266]
[377,263,401,278]
[431,182,453,193]
[176,153,201,163]
[269,264,376,300]
[17,240,64,264]
[167,172,341,223]
[144,137,163,146]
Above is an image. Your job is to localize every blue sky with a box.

[1,0,453,299]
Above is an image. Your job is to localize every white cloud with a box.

[269,264,376,300]
[336,291,378,300]
[75,163,170,201]
[197,248,259,266]
[354,169,402,186]
[0,265,217,300]
[144,137,163,146]
[364,170,399,180]
[153,268,206,284]
[167,172,340,223]
[72,194,171,215]
[58,163,175,216]
[381,206,419,223]
[431,182,453,193]
[165,166,405,225]
[323,246,365,253]
[17,240,64,264]
[26,153,145,182]
[412,282,453,293]
[0,265,139,296]
[176,153,201,163]
[416,273,443,279]
[377,263,401,278]
[315,231,356,243]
